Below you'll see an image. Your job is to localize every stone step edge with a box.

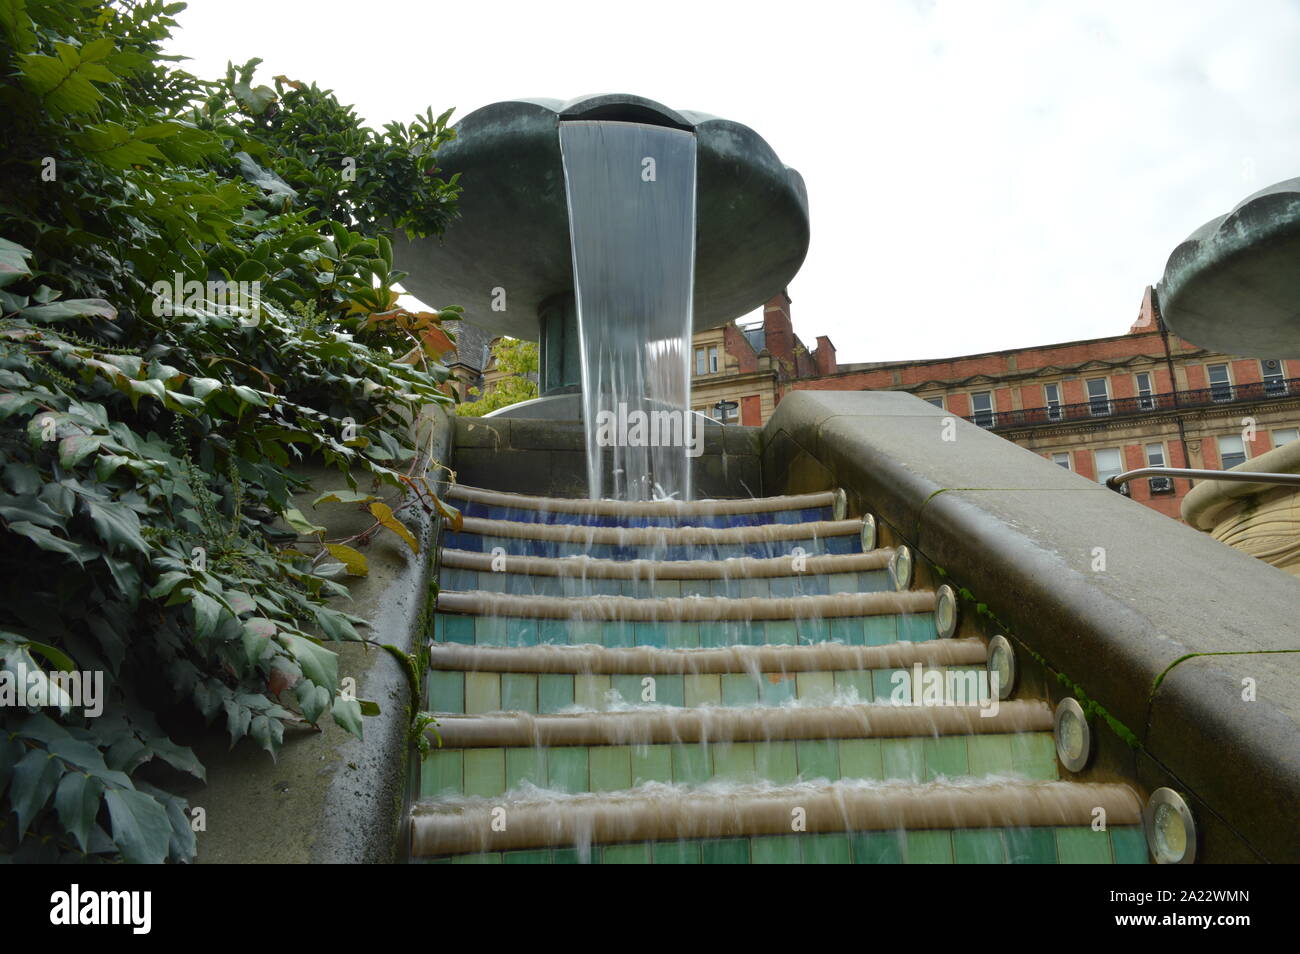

[439,547,892,580]
[409,780,1141,856]
[435,589,935,622]
[444,483,843,518]
[424,699,1048,748]
[456,515,862,545]
[428,637,985,674]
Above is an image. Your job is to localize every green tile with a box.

[924,736,969,780]
[664,622,699,649]
[653,840,700,864]
[738,578,768,598]
[474,616,507,646]
[547,747,589,792]
[796,618,829,644]
[650,674,685,707]
[1012,732,1059,780]
[464,672,500,714]
[631,744,673,784]
[697,622,730,648]
[721,673,759,706]
[589,746,632,792]
[651,580,681,598]
[712,742,756,781]
[683,674,721,707]
[538,619,569,644]
[500,673,538,713]
[552,848,583,864]
[832,670,874,703]
[574,674,611,710]
[1006,827,1057,864]
[796,739,839,781]
[426,670,464,713]
[452,852,501,864]
[803,833,851,864]
[1056,826,1113,864]
[569,620,603,646]
[872,667,909,702]
[766,620,797,645]
[503,849,551,864]
[634,622,666,648]
[602,621,635,648]
[906,830,953,864]
[505,747,546,790]
[850,831,904,864]
[954,829,1006,864]
[838,739,883,780]
[827,572,858,594]
[859,571,889,592]
[881,738,924,781]
[828,617,864,645]
[603,843,651,864]
[862,615,897,646]
[463,748,505,798]
[420,749,463,797]
[795,671,835,702]
[758,673,797,706]
[751,836,801,864]
[437,613,475,644]
[898,613,935,642]
[755,741,799,783]
[967,734,1016,776]
[1111,827,1149,864]
[671,743,711,783]
[701,838,750,864]
[538,673,574,713]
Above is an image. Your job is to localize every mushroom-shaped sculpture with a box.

[1158,177,1300,358]
[391,94,810,394]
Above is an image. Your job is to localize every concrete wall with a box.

[762,389,1300,863]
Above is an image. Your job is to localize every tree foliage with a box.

[456,337,539,416]
[0,0,461,862]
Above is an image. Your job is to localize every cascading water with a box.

[559,120,698,502]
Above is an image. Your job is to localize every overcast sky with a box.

[169,0,1300,365]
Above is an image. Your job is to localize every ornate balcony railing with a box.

[961,377,1300,430]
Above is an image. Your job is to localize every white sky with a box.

[168,0,1300,364]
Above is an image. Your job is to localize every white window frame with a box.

[1217,434,1247,469]
[1272,427,1299,447]
[1207,363,1234,402]
[1051,452,1071,470]
[1135,372,1155,410]
[970,390,995,428]
[1044,383,1062,421]
[1086,377,1112,417]
[1094,447,1124,484]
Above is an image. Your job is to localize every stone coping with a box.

[762,389,1300,862]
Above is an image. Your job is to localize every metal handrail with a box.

[1106,466,1300,491]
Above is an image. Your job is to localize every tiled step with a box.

[420,731,1060,798]
[431,825,1149,864]
[409,778,1143,858]
[438,548,893,598]
[441,516,864,560]
[443,484,845,528]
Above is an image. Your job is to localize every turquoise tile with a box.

[547,747,589,792]
[721,673,759,706]
[873,668,909,703]
[503,849,551,864]
[751,836,801,864]
[538,619,569,644]
[602,620,635,648]
[827,572,858,594]
[1056,827,1113,864]
[851,831,904,864]
[803,833,851,864]
[538,674,574,713]
[701,838,750,864]
[796,618,829,644]
[664,622,699,649]
[426,670,464,713]
[954,829,1006,864]
[1111,827,1149,864]
[906,830,953,864]
[437,613,475,644]
[603,843,650,864]
[766,620,797,645]
[1006,827,1057,864]
[569,620,603,645]
[898,613,935,642]
[796,739,840,781]
[758,673,798,706]
[863,616,898,646]
[828,617,864,645]
[651,674,685,707]
[500,673,538,712]
[832,670,874,703]
[633,622,666,648]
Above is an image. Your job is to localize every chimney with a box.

[1129,286,1159,334]
[814,335,837,375]
[762,290,795,373]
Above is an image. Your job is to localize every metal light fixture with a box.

[987,635,1016,700]
[889,545,913,591]
[1143,788,1197,864]
[832,488,847,521]
[934,584,959,638]
[860,513,877,552]
[1053,697,1091,772]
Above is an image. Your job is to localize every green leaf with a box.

[104,787,171,864]
[278,632,338,692]
[7,522,92,565]
[22,640,75,672]
[0,237,33,289]
[84,498,149,555]
[55,772,103,853]
[295,680,331,723]
[332,696,363,738]
[312,489,379,506]
[20,298,117,323]
[187,590,223,639]
[325,543,368,577]
[59,433,103,468]
[11,748,63,837]
[241,617,275,666]
[283,507,326,535]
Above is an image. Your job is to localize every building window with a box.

[1145,443,1165,467]
[1044,383,1062,421]
[1262,359,1287,396]
[1273,428,1300,447]
[1217,434,1247,470]
[1051,452,1071,470]
[970,391,995,428]
[1207,363,1233,402]
[1135,372,1155,410]
[1086,377,1111,417]
[1094,448,1124,484]
[925,396,944,409]
[709,346,720,373]
[708,401,738,423]
[695,348,707,376]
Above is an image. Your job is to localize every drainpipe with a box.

[1156,297,1192,481]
